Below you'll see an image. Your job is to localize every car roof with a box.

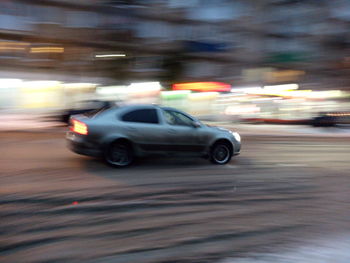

[160,106,185,112]
[105,104,192,115]
[104,104,160,112]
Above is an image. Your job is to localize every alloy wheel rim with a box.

[109,145,130,166]
[213,145,230,164]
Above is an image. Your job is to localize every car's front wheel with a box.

[210,142,232,165]
[105,141,133,167]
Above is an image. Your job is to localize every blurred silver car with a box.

[66,104,241,167]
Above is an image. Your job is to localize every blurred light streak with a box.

[96,86,128,95]
[231,87,262,93]
[129,82,161,89]
[22,81,62,90]
[173,82,231,92]
[327,113,350,117]
[30,47,64,53]
[63,83,98,90]
[20,81,63,108]
[95,54,126,58]
[0,42,28,46]
[188,92,218,101]
[263,84,299,91]
[0,47,26,51]
[128,82,162,96]
[307,90,343,99]
[225,105,260,115]
[0,79,23,88]
[161,90,191,99]
[0,42,29,51]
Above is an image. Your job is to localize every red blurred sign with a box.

[173,82,231,92]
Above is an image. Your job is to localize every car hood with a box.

[207,125,232,133]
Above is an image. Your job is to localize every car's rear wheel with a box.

[210,142,232,164]
[105,141,133,167]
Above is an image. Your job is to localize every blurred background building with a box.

[0,0,350,119]
[1,0,350,85]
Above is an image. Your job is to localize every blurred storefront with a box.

[0,0,349,119]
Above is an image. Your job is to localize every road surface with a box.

[1,131,350,263]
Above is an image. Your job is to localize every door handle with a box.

[168,129,177,133]
[126,127,137,131]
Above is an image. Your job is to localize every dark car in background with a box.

[312,112,350,127]
[60,100,117,124]
[66,104,241,167]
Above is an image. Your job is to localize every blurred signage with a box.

[20,81,63,109]
[173,82,231,92]
[185,41,229,53]
[265,70,305,83]
[267,52,308,63]
[242,68,273,82]
[243,68,305,83]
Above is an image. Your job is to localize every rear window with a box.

[121,109,159,124]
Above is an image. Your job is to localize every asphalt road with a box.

[1,131,350,263]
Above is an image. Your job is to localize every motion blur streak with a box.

[95,54,126,58]
[30,47,64,53]
[173,82,231,92]
[1,133,350,263]
[220,236,350,263]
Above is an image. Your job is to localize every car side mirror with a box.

[192,121,201,128]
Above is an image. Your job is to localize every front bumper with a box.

[233,142,241,156]
[66,132,102,157]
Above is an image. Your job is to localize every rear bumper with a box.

[66,132,102,157]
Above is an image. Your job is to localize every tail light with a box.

[70,119,88,135]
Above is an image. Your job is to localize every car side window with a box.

[163,110,194,127]
[121,109,159,124]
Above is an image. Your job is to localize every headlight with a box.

[231,132,241,142]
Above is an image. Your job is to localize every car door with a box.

[161,109,206,153]
[119,107,168,152]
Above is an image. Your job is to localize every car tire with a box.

[210,142,232,165]
[105,141,133,167]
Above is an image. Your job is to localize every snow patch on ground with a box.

[220,236,350,263]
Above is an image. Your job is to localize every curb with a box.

[240,118,311,125]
